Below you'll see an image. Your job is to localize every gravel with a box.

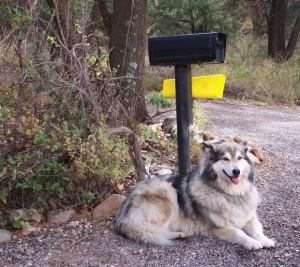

[1,101,300,267]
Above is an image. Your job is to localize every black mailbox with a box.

[148,32,226,66]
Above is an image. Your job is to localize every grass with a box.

[146,34,300,105]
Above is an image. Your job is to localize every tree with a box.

[266,0,300,61]
[42,0,150,126]
[108,0,150,125]
[88,0,151,126]
[148,0,239,36]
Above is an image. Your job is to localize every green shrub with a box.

[147,91,174,114]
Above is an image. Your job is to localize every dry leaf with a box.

[48,198,57,209]
[116,184,124,192]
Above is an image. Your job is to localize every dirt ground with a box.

[1,100,300,267]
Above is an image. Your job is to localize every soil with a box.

[1,100,300,267]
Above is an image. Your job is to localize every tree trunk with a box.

[267,0,289,61]
[286,15,300,60]
[109,0,150,126]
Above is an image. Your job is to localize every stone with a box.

[22,222,39,236]
[209,135,219,140]
[47,210,76,225]
[157,169,172,176]
[251,147,265,161]
[233,136,244,143]
[66,221,80,229]
[150,123,162,133]
[202,132,211,141]
[92,194,126,222]
[247,140,256,148]
[247,151,261,166]
[162,117,176,134]
[0,229,11,243]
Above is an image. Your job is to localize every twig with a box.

[72,235,90,246]
[150,108,176,119]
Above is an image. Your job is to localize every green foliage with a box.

[147,92,174,113]
[9,211,25,229]
[85,191,95,202]
[148,0,241,36]
[0,108,131,207]
[0,0,299,220]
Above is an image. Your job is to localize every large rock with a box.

[233,135,244,144]
[92,194,126,222]
[0,229,11,243]
[247,151,261,166]
[47,210,76,225]
[22,222,39,236]
[251,147,265,161]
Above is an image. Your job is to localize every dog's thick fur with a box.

[115,140,275,250]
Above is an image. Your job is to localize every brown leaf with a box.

[48,198,57,209]
[116,184,124,192]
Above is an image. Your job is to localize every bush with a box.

[0,37,131,221]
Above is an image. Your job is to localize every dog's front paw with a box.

[244,239,263,250]
[259,236,275,248]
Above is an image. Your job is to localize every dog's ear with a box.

[202,141,216,153]
[241,141,248,153]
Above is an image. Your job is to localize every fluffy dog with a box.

[115,140,275,250]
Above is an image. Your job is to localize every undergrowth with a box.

[191,35,300,105]
[147,34,299,105]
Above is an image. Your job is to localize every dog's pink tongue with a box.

[231,177,240,185]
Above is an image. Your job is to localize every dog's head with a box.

[201,140,254,188]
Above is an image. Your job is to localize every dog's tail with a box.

[116,222,185,246]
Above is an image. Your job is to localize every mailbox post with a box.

[148,33,226,175]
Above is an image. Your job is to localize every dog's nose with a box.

[232,168,240,176]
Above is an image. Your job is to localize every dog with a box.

[115,140,275,250]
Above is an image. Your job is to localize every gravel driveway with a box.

[1,101,300,267]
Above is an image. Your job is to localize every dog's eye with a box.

[238,156,243,160]
[223,157,229,161]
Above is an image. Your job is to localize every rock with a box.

[92,194,126,222]
[0,229,11,243]
[233,136,244,143]
[47,210,76,225]
[202,132,211,141]
[65,221,80,229]
[220,135,234,141]
[247,140,256,148]
[247,151,261,166]
[251,147,265,161]
[150,123,162,133]
[11,208,42,223]
[162,117,176,134]
[209,134,219,140]
[157,169,172,176]
[22,222,39,236]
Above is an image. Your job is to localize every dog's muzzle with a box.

[223,169,240,185]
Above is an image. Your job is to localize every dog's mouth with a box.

[223,170,240,185]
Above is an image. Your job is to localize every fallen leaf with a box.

[116,183,124,192]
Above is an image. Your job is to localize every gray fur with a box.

[115,140,275,250]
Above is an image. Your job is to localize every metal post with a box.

[175,65,193,175]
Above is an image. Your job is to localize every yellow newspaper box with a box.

[162,74,226,99]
